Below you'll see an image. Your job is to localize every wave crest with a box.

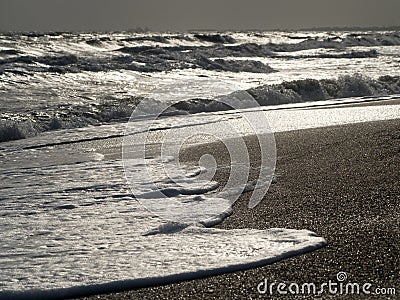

[249,74,400,105]
[1,75,399,143]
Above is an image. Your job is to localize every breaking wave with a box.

[249,74,400,104]
[2,74,399,143]
[171,74,400,113]
[0,96,143,142]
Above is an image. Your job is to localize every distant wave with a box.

[269,32,400,52]
[198,57,275,73]
[2,31,399,75]
[0,54,78,66]
[0,44,378,75]
[0,49,20,55]
[0,46,276,74]
[2,74,399,143]
[275,49,379,59]
[193,34,236,44]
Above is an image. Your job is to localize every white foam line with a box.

[0,228,326,300]
[267,104,400,133]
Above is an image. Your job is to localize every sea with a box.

[1,30,400,299]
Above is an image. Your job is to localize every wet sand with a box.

[79,118,400,299]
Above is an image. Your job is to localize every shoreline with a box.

[79,118,400,299]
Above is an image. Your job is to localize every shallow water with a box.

[1,96,399,297]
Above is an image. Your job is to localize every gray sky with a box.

[0,0,399,31]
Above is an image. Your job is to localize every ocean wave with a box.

[122,35,170,43]
[0,119,35,142]
[268,32,400,52]
[172,74,400,113]
[198,57,275,73]
[0,54,79,69]
[275,49,379,59]
[9,47,274,74]
[85,39,104,47]
[2,74,398,143]
[0,49,20,56]
[0,42,372,74]
[194,34,236,44]
[249,74,400,104]
[2,31,398,75]
[0,96,143,143]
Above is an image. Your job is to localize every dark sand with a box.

[79,118,399,299]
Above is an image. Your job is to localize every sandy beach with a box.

[75,117,399,299]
